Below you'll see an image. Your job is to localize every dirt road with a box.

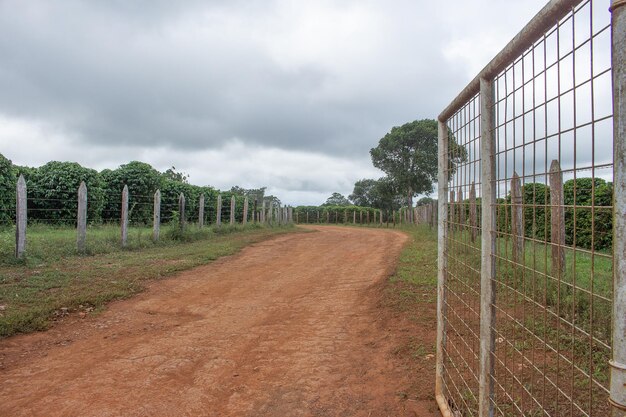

[0,226,439,417]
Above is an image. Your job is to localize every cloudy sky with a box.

[0,0,552,205]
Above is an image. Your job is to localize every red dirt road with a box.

[0,226,439,417]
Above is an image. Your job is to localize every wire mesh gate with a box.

[435,0,625,416]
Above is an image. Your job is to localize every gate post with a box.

[435,119,450,415]
[478,77,497,417]
[610,1,626,415]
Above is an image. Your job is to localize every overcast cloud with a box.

[0,0,552,204]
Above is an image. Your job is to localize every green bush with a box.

[27,161,105,224]
[0,154,17,224]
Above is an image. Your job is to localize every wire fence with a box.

[436,0,624,416]
[2,180,292,261]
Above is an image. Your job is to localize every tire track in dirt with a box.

[0,226,439,416]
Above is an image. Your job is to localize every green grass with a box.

[0,224,299,337]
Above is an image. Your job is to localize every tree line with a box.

[0,153,280,226]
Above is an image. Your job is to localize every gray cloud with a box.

[0,0,557,204]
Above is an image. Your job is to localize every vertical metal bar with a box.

[479,77,496,417]
[435,120,452,417]
[610,1,626,416]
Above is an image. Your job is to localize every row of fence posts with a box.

[13,175,293,258]
[447,160,565,275]
[294,202,438,227]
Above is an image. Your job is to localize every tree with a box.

[323,192,350,206]
[349,179,377,206]
[29,161,105,223]
[349,177,402,212]
[101,161,162,224]
[163,166,189,183]
[370,119,465,221]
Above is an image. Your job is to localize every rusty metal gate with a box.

[435,0,625,416]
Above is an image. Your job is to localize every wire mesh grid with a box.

[490,1,612,415]
[439,1,614,416]
[442,92,482,416]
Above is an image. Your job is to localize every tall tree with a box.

[349,177,402,212]
[370,119,465,220]
[349,179,377,206]
[323,192,350,206]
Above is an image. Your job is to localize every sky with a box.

[0,0,559,205]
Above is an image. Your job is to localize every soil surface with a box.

[0,226,439,417]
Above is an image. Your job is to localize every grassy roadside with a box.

[0,225,300,337]
[382,225,439,406]
[386,225,438,311]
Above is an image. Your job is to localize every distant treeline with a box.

[293,205,381,224]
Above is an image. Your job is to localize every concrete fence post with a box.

[549,160,565,275]
[15,175,27,259]
[511,172,523,263]
[199,193,205,228]
[230,196,235,225]
[254,198,258,223]
[326,210,330,224]
[179,193,186,230]
[153,189,161,241]
[216,195,222,227]
[435,121,449,410]
[77,181,87,253]
[477,77,497,417]
[261,200,266,224]
[317,210,319,223]
[610,1,626,414]
[243,197,248,225]
[306,210,309,223]
[353,210,356,224]
[121,185,129,247]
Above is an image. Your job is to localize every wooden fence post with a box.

[216,195,222,227]
[15,175,27,259]
[77,181,87,253]
[550,160,565,274]
[230,196,235,225]
[179,193,186,230]
[198,193,205,228]
[121,185,129,247]
[511,172,523,263]
[153,189,161,241]
[243,197,248,225]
